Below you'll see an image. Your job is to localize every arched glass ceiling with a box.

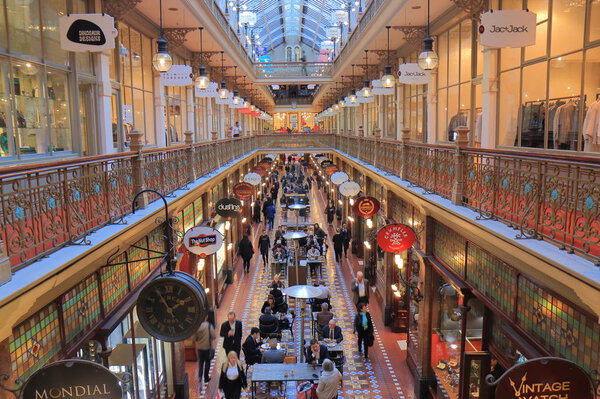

[236,0,347,52]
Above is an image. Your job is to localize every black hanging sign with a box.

[59,14,118,52]
[215,198,243,218]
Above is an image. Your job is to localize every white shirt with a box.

[357,280,365,297]
[226,364,239,380]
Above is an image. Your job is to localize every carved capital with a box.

[102,0,142,20]
[450,0,487,21]
[162,28,196,50]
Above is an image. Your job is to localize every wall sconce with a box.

[366,218,373,229]
[225,220,231,231]
[347,216,355,222]
[227,243,233,251]
[197,258,205,271]
[205,287,210,294]
[393,291,402,298]
[241,217,247,223]
[338,199,343,206]
[363,241,371,249]
[251,201,255,207]
[349,198,355,206]
[394,254,404,269]
[391,283,398,291]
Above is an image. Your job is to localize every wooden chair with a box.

[284,355,297,364]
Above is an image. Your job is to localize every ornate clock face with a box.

[137,275,205,342]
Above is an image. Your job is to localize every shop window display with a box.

[12,62,47,154]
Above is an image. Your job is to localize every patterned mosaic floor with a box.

[187,184,409,398]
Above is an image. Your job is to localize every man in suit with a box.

[351,271,369,305]
[259,307,279,334]
[320,319,343,344]
[261,339,285,363]
[242,327,263,366]
[305,338,329,365]
[220,311,243,356]
[316,303,334,327]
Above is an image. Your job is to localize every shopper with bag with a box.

[237,235,255,273]
[218,351,247,399]
[193,320,215,385]
[316,359,342,399]
[353,302,374,361]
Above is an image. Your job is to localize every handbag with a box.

[296,381,317,399]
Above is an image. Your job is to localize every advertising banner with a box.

[243,172,262,185]
[215,198,242,218]
[353,196,381,218]
[59,14,117,52]
[183,226,223,256]
[233,182,254,200]
[398,63,431,85]
[479,10,537,48]
[338,180,361,197]
[330,171,349,185]
[160,65,194,86]
[377,224,416,253]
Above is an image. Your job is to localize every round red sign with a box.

[233,182,254,200]
[353,196,381,218]
[252,165,267,177]
[376,224,416,253]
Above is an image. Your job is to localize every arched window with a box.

[286,46,292,62]
[294,46,301,61]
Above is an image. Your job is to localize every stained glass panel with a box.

[100,252,129,314]
[148,226,166,270]
[194,198,203,226]
[128,237,149,288]
[432,221,466,277]
[61,274,101,344]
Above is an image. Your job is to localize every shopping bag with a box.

[296,381,317,399]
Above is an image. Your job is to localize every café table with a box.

[250,363,321,398]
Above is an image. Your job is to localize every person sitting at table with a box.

[259,306,279,333]
[271,274,285,289]
[273,246,287,262]
[307,245,320,258]
[305,338,329,365]
[269,284,284,304]
[261,295,280,314]
[316,303,334,328]
[320,319,343,344]
[316,359,343,399]
[242,327,263,366]
[261,339,286,363]
[298,230,309,247]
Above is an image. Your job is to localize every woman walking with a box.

[237,235,254,273]
[353,302,374,361]
[218,351,247,399]
[324,201,336,228]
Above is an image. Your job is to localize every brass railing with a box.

[2,131,598,271]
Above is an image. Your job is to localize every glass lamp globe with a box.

[418,37,439,70]
[338,99,345,108]
[334,104,340,111]
[152,37,172,72]
[349,94,357,103]
[233,96,241,105]
[195,67,210,89]
[381,65,395,88]
[250,105,256,111]
[361,80,371,97]
[218,81,229,99]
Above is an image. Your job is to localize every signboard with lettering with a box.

[487,357,594,399]
[215,198,242,218]
[183,226,223,256]
[21,360,123,399]
[160,65,193,86]
[353,196,381,218]
[59,14,117,52]
[330,171,349,185]
[479,10,537,48]
[233,182,255,200]
[398,63,431,85]
[338,180,361,197]
[194,81,218,98]
[326,27,341,39]
[243,172,262,186]
[332,10,348,24]
[371,79,394,96]
[376,224,416,253]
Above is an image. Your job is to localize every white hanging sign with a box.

[371,79,394,96]
[398,63,431,85]
[59,13,118,52]
[479,10,537,48]
[194,81,218,98]
[332,10,348,24]
[326,27,341,39]
[183,226,223,257]
[339,180,361,197]
[239,11,257,25]
[160,65,193,86]
[215,92,233,105]
[243,172,262,185]
[330,171,349,185]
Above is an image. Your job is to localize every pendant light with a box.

[152,0,172,72]
[218,51,229,99]
[195,27,210,89]
[418,0,439,70]
[232,66,241,105]
[349,64,358,103]
[381,26,395,88]
[361,50,372,98]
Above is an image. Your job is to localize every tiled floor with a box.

[187,169,416,399]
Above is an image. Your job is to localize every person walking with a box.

[193,320,215,385]
[253,199,262,224]
[265,202,276,230]
[332,229,344,264]
[340,223,351,258]
[258,230,271,265]
[220,312,243,356]
[316,359,342,399]
[324,201,336,228]
[218,351,247,399]
[237,235,254,273]
[351,271,369,305]
[353,302,374,360]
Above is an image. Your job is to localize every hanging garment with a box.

[547,101,565,148]
[474,111,482,143]
[582,100,600,151]
[553,101,578,147]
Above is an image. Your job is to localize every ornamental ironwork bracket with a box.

[391,26,426,50]
[0,374,24,399]
[162,28,196,50]
[102,0,143,20]
[192,51,221,67]
[450,0,487,21]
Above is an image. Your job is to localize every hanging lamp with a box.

[195,27,210,89]
[418,0,439,70]
[232,66,241,105]
[218,51,229,99]
[152,0,172,72]
[361,50,372,97]
[349,64,358,103]
[381,26,395,88]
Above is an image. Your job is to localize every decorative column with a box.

[451,126,470,205]
[184,131,196,182]
[95,49,115,154]
[154,74,167,147]
[426,68,438,144]
[358,127,365,137]
[400,128,411,180]
[128,131,148,208]
[0,240,11,286]
[481,47,499,148]
[375,127,382,138]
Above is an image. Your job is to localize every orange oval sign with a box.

[353,196,380,218]
[233,182,254,200]
[324,165,339,175]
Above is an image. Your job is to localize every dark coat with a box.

[220,320,243,354]
[259,313,279,334]
[305,345,329,365]
[258,235,271,253]
[261,300,279,314]
[237,238,254,261]
[218,363,247,398]
[332,233,344,250]
[242,335,262,365]
[340,227,351,244]
[353,312,374,345]
[320,325,344,343]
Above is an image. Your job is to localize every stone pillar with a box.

[426,69,438,144]
[451,126,470,205]
[95,50,116,154]
[128,131,148,208]
[0,241,11,286]
[481,47,499,149]
[400,128,411,180]
[184,131,196,182]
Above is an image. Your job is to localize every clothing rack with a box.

[523,95,582,106]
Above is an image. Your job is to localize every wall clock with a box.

[136,271,208,342]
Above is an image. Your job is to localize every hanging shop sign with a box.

[260,157,273,163]
[338,180,361,197]
[194,81,218,98]
[160,65,194,86]
[398,63,431,85]
[183,226,223,257]
[252,165,267,177]
[21,360,123,399]
[371,79,395,96]
[243,172,262,186]
[330,171,349,185]
[332,10,348,24]
[353,196,381,218]
[239,11,257,25]
[258,161,271,169]
[320,159,333,168]
[136,271,208,341]
[215,198,243,218]
[377,224,416,253]
[326,27,341,39]
[320,40,334,52]
[487,357,595,399]
[324,165,339,175]
[233,182,255,200]
[479,10,537,48]
[59,14,118,52]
